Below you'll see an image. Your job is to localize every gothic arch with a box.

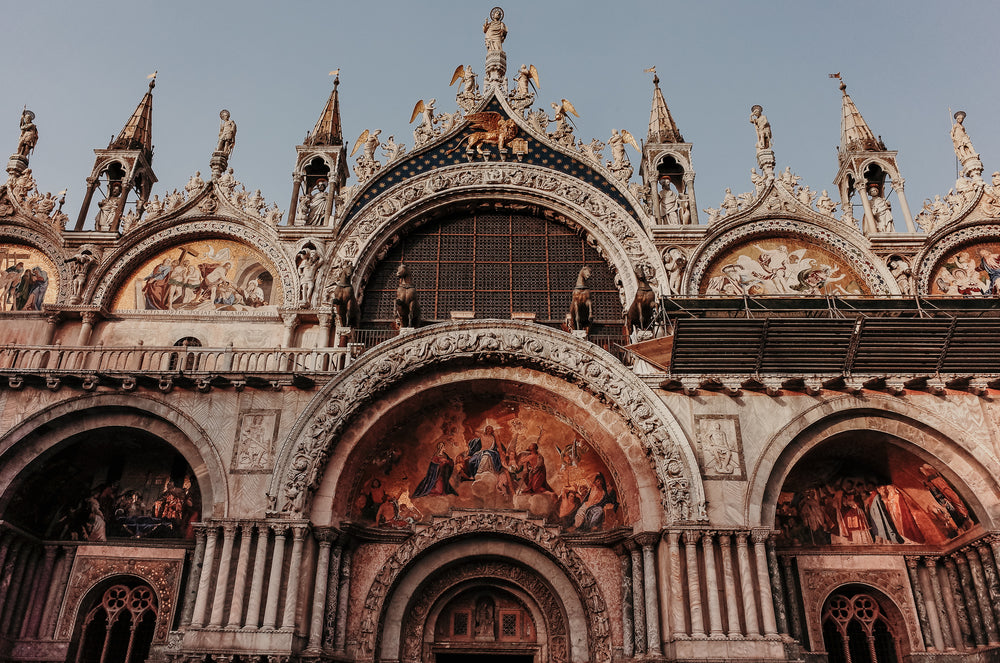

[270,320,703,524]
[0,392,229,517]
[805,578,921,655]
[745,394,1000,529]
[87,218,296,309]
[330,163,666,306]
[361,514,609,663]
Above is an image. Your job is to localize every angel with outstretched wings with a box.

[450,65,479,96]
[351,129,381,160]
[514,64,540,98]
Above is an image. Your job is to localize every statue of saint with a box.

[749,105,771,150]
[483,7,507,53]
[216,109,237,156]
[306,180,328,226]
[16,110,38,157]
[950,110,976,161]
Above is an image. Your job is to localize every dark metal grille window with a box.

[360,212,620,324]
[501,612,519,638]
[452,611,469,637]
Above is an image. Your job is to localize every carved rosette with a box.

[270,320,702,521]
[360,513,608,663]
[332,162,663,305]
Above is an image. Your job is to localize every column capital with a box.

[750,528,772,545]
[734,530,750,547]
[953,553,970,567]
[315,527,339,545]
[905,555,922,569]
[976,541,993,555]
[222,522,238,537]
[291,524,310,540]
[682,530,702,545]
[281,312,298,327]
[271,523,290,537]
[717,532,732,545]
[317,312,333,326]
[922,555,940,565]
[662,530,681,545]
[634,532,660,548]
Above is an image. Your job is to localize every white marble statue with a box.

[16,110,38,157]
[216,109,237,156]
[750,104,771,150]
[870,194,894,232]
[815,190,837,217]
[483,7,507,52]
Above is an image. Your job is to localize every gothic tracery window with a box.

[74,583,157,663]
[822,592,899,663]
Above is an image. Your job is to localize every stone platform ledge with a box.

[665,636,789,661]
[180,627,299,652]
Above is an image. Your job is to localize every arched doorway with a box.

[70,578,158,663]
[822,587,902,663]
[428,584,541,663]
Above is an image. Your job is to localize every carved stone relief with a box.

[231,409,280,473]
[695,414,746,480]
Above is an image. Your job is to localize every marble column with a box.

[0,538,24,620]
[629,541,647,653]
[191,524,218,628]
[23,545,57,638]
[953,555,985,647]
[736,532,760,638]
[323,542,344,650]
[281,525,308,630]
[976,542,1000,629]
[244,524,270,629]
[262,525,288,630]
[6,549,39,636]
[719,534,742,639]
[780,557,803,643]
[180,528,207,627]
[701,532,724,638]
[904,556,934,650]
[666,531,686,639]
[637,533,662,654]
[41,546,74,639]
[765,537,788,635]
[943,557,973,649]
[682,531,705,638]
[334,545,352,652]
[316,313,332,349]
[966,547,1000,644]
[209,523,237,627]
[751,530,778,638]
[226,524,254,628]
[617,545,634,657]
[307,530,335,652]
[924,557,955,650]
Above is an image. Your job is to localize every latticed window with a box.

[452,610,470,637]
[360,211,620,325]
[500,610,520,640]
[822,592,899,663]
[74,584,157,663]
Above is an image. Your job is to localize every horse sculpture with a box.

[569,266,592,331]
[328,262,359,329]
[395,263,421,328]
[625,265,657,342]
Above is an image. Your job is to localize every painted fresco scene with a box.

[3,430,201,541]
[929,242,1000,296]
[775,437,977,547]
[352,397,624,532]
[0,243,57,311]
[113,239,279,311]
[702,238,867,296]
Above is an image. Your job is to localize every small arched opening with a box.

[67,576,158,663]
[822,585,904,663]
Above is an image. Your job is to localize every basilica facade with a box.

[2,8,1000,663]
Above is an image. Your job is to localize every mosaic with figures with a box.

[0,243,57,311]
[352,396,624,531]
[929,242,1000,296]
[113,240,280,311]
[701,237,869,296]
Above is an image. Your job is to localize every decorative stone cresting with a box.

[361,513,609,663]
[271,320,702,522]
[332,162,664,301]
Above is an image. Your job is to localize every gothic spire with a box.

[307,74,343,147]
[110,74,155,153]
[648,74,683,144]
[838,78,882,154]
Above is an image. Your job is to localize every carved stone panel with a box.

[231,409,280,473]
[695,414,745,480]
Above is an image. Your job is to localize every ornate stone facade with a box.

[2,8,1000,663]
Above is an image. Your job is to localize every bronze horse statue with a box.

[569,266,592,331]
[395,263,421,328]
[328,261,359,329]
[625,265,657,341]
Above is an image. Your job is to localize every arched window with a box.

[170,337,202,372]
[822,592,899,663]
[74,583,157,663]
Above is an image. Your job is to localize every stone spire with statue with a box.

[7,109,38,178]
[482,7,508,93]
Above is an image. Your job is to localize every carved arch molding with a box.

[330,162,665,302]
[364,513,609,663]
[270,320,703,522]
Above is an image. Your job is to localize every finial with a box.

[329,68,340,88]
[147,70,157,90]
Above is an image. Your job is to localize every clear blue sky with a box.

[4,1,999,227]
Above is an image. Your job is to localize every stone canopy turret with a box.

[640,72,698,227]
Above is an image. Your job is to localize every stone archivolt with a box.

[271,320,702,523]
